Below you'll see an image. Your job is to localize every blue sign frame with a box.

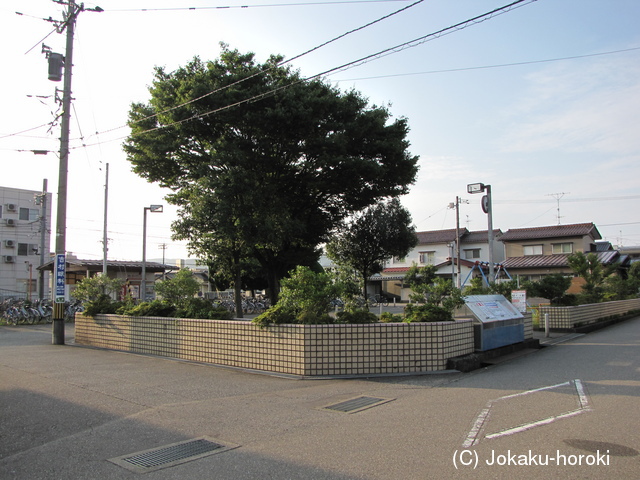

[55,253,66,303]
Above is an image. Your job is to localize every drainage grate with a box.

[109,437,239,473]
[323,396,393,413]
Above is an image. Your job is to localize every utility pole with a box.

[37,179,48,301]
[158,243,168,264]
[448,197,468,288]
[158,243,168,280]
[102,163,109,276]
[49,1,103,345]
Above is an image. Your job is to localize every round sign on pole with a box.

[481,195,489,214]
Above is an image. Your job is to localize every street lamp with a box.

[141,205,163,301]
[467,183,495,285]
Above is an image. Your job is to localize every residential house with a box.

[377,228,504,300]
[500,223,628,293]
[0,185,52,300]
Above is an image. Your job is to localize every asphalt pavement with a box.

[1,318,637,479]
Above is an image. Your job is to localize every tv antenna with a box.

[546,192,569,225]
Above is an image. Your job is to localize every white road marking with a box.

[463,379,592,447]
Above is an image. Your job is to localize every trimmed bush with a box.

[404,303,453,323]
[119,300,176,318]
[336,310,377,324]
[379,311,403,323]
[175,297,233,320]
[252,304,296,328]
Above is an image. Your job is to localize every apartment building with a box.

[0,185,52,299]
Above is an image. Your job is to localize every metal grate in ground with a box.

[322,396,394,413]
[109,437,239,473]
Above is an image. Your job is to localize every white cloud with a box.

[500,54,640,156]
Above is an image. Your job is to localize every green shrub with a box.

[175,297,233,320]
[297,311,335,325]
[120,300,176,317]
[379,311,403,323]
[252,304,296,328]
[336,310,377,324]
[82,294,122,316]
[404,303,453,323]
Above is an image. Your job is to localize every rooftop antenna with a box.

[546,192,569,225]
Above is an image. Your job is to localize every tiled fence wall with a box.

[75,315,475,376]
[538,298,640,330]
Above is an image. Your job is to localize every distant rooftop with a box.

[501,223,601,242]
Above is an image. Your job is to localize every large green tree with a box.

[326,198,417,301]
[124,46,418,302]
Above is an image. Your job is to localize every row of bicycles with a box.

[330,295,392,310]
[0,298,84,325]
[211,295,271,315]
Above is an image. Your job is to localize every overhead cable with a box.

[73,0,538,151]
[81,0,425,141]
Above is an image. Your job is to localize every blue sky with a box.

[2,0,639,261]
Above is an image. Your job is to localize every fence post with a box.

[545,313,549,338]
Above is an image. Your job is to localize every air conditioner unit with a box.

[5,204,17,212]
[3,255,15,263]
[4,239,15,248]
[5,219,16,227]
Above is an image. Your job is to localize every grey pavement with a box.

[1,320,637,479]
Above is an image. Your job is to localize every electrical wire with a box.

[77,0,426,142]
[0,122,55,140]
[336,46,640,82]
[107,0,413,13]
[72,0,537,151]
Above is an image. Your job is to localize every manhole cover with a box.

[323,396,393,413]
[109,437,239,473]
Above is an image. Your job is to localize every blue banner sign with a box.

[55,253,66,303]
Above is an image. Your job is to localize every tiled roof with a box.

[502,254,571,269]
[500,223,601,242]
[503,251,621,269]
[416,228,464,244]
[38,259,175,272]
[382,267,410,274]
[461,230,503,243]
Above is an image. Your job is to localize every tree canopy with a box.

[124,46,419,302]
[326,198,417,300]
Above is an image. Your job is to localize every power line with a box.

[72,0,538,151]
[494,195,640,205]
[335,46,640,82]
[75,0,426,143]
[107,0,413,12]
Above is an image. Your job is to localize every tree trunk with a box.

[362,272,369,311]
[233,255,243,318]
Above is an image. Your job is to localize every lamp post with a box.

[467,183,495,285]
[141,205,163,301]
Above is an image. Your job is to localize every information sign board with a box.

[55,253,66,304]
[511,290,527,313]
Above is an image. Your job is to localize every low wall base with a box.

[75,315,475,376]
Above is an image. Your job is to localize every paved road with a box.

[0,317,638,479]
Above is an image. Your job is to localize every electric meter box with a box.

[464,295,524,351]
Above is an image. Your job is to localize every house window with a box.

[552,243,573,254]
[419,251,435,264]
[19,208,39,221]
[523,245,543,256]
[464,248,481,259]
[17,243,38,256]
[392,256,406,264]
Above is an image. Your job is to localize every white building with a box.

[378,228,504,300]
[0,185,52,300]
